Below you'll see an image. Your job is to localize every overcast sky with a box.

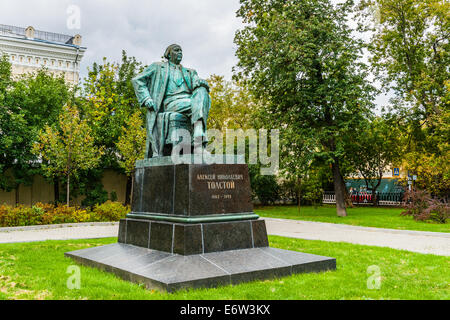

[0,0,389,108]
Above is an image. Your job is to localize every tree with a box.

[207,75,257,131]
[81,51,143,168]
[77,51,144,204]
[234,0,376,216]
[116,111,146,205]
[0,54,70,202]
[360,0,449,197]
[33,105,104,206]
[360,0,448,121]
[0,55,25,191]
[349,116,402,204]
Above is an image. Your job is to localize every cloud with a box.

[1,0,390,110]
[0,0,243,80]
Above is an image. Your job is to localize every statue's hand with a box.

[197,79,210,91]
[144,99,156,112]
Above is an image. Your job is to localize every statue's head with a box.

[164,44,183,65]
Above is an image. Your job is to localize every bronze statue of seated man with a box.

[132,44,210,158]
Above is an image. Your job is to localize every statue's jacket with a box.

[132,61,205,157]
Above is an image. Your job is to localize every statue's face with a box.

[169,46,183,65]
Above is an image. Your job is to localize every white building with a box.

[0,24,86,85]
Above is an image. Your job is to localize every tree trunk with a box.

[15,185,19,206]
[372,172,383,206]
[125,175,132,206]
[53,178,60,205]
[332,158,347,217]
[67,140,72,207]
[67,174,70,207]
[340,171,353,207]
[297,177,302,214]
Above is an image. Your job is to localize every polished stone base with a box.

[65,158,337,292]
[65,243,336,292]
[118,218,269,255]
[130,160,254,222]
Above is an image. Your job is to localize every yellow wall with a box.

[101,169,128,204]
[0,171,127,206]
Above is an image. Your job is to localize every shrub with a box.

[91,201,129,222]
[0,201,129,227]
[109,191,118,202]
[401,190,449,224]
[81,184,109,208]
[0,205,44,227]
[249,164,280,205]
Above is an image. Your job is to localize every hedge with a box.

[0,201,129,227]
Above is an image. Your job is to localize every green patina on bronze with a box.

[132,44,211,158]
[128,45,254,225]
[126,212,259,224]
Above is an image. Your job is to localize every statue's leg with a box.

[190,87,211,140]
[146,110,159,158]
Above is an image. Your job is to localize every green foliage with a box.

[249,164,280,205]
[0,202,129,227]
[360,0,448,118]
[0,205,42,227]
[301,174,325,206]
[80,184,109,208]
[359,0,449,197]
[278,173,325,206]
[91,201,129,222]
[0,55,71,191]
[109,191,118,202]
[116,111,146,177]
[234,0,376,216]
[348,116,402,196]
[32,105,104,206]
[207,75,258,131]
[81,51,144,169]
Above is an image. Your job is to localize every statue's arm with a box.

[191,70,210,92]
[132,65,157,111]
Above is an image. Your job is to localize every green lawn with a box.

[255,205,450,233]
[0,237,448,300]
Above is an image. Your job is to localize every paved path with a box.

[0,222,119,244]
[263,218,450,256]
[0,219,448,256]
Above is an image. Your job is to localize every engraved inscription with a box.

[189,164,254,215]
[196,173,244,197]
[207,181,235,190]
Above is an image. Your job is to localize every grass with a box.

[0,237,448,300]
[255,205,450,233]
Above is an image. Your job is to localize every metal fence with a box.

[323,191,404,206]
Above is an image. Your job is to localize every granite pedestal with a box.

[65,155,336,292]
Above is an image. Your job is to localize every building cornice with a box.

[0,37,85,59]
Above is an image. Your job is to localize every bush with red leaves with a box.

[401,190,449,224]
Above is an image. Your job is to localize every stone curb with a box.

[0,222,119,233]
[261,217,450,238]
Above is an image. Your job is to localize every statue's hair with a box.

[164,44,181,60]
